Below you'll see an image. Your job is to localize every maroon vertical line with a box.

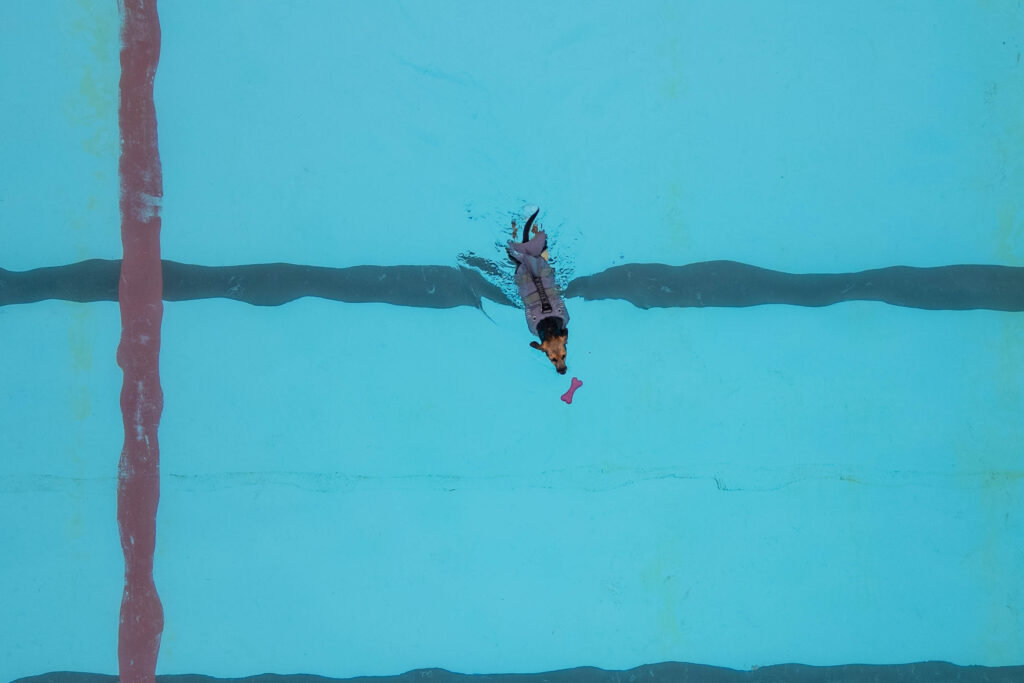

[116,1,164,682]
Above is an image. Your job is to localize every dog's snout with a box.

[557,366,567,374]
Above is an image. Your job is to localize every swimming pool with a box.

[2,2,1023,681]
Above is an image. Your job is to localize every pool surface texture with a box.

[2,2,1023,682]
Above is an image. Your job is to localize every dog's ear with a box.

[529,341,542,351]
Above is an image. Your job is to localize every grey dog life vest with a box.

[506,231,569,337]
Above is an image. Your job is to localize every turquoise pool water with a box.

[2,2,1023,680]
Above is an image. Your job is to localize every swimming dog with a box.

[507,207,570,374]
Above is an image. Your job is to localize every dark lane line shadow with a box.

[566,261,1024,311]
[0,260,514,310]
[2,259,1023,311]
[12,661,1024,683]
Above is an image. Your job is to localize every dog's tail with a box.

[522,207,540,242]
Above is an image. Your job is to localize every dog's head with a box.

[530,330,568,374]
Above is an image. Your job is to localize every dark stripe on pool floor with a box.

[12,661,1024,683]
[1,259,1023,311]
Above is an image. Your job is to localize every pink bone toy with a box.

[561,377,583,404]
